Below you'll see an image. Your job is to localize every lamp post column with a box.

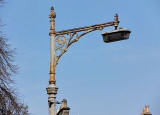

[46,6,58,115]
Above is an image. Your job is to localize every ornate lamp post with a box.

[46,6,131,115]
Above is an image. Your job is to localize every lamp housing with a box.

[102,28,131,43]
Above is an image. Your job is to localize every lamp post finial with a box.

[49,6,56,19]
[114,13,119,30]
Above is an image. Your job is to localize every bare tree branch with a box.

[0,36,29,115]
[0,1,30,114]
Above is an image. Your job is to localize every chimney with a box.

[57,99,70,115]
[141,105,152,115]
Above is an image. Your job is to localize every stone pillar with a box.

[46,84,58,115]
[57,99,70,115]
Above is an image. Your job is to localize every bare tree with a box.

[0,1,30,115]
[0,36,16,85]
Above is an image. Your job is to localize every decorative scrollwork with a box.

[55,29,95,66]
[55,35,66,51]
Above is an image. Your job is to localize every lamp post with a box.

[46,6,131,115]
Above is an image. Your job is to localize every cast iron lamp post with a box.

[46,6,131,115]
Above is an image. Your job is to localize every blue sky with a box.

[0,0,160,115]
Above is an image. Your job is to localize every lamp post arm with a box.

[68,29,95,46]
[55,21,115,36]
[54,14,119,67]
